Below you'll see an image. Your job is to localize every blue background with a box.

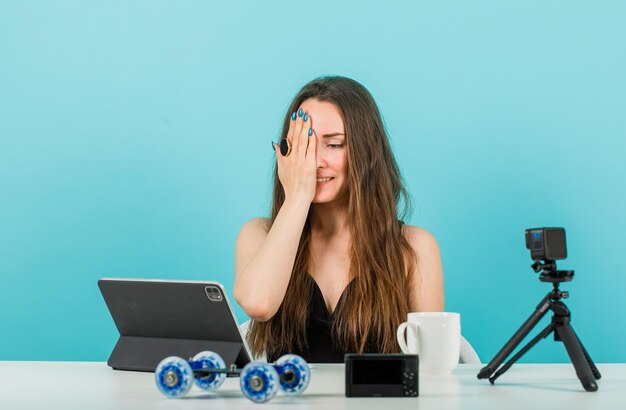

[1,1,625,363]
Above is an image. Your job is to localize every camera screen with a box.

[352,359,403,384]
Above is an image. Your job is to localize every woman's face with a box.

[299,98,348,204]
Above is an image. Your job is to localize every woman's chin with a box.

[312,197,331,204]
[312,187,348,205]
[312,193,337,204]
[312,190,347,204]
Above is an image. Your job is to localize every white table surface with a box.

[1,362,624,409]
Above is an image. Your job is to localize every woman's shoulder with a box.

[401,224,440,253]
[401,225,445,311]
[239,218,270,235]
[236,218,271,255]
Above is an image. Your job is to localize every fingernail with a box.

[271,141,275,152]
[303,113,308,122]
[308,128,313,136]
[291,111,296,121]
[298,108,303,117]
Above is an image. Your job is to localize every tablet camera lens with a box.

[205,286,222,301]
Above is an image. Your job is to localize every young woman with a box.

[234,76,444,363]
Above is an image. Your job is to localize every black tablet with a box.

[98,278,252,372]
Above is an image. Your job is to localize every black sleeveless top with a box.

[267,279,378,363]
[266,221,404,363]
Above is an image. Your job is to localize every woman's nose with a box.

[316,144,327,168]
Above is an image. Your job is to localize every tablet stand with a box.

[109,336,248,373]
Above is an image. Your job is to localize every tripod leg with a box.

[582,346,602,380]
[478,293,553,380]
[555,323,599,392]
[489,323,554,384]
[569,326,601,380]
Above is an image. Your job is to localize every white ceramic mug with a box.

[396,312,461,374]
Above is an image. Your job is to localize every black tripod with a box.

[477,261,601,392]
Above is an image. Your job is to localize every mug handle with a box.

[396,322,409,353]
[396,322,420,354]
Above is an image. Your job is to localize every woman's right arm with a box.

[233,108,317,322]
[233,200,309,321]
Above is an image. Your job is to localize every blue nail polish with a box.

[298,108,303,117]
[303,113,308,122]
[308,128,313,136]
[291,111,296,121]
[271,141,275,151]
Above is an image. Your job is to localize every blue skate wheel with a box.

[240,362,279,403]
[155,356,193,398]
[191,351,227,391]
[275,354,311,395]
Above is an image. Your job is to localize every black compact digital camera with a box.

[345,354,418,397]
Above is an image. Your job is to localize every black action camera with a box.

[525,227,567,261]
[345,354,418,397]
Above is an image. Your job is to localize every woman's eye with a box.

[327,144,343,149]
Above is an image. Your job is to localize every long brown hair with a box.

[248,76,417,359]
